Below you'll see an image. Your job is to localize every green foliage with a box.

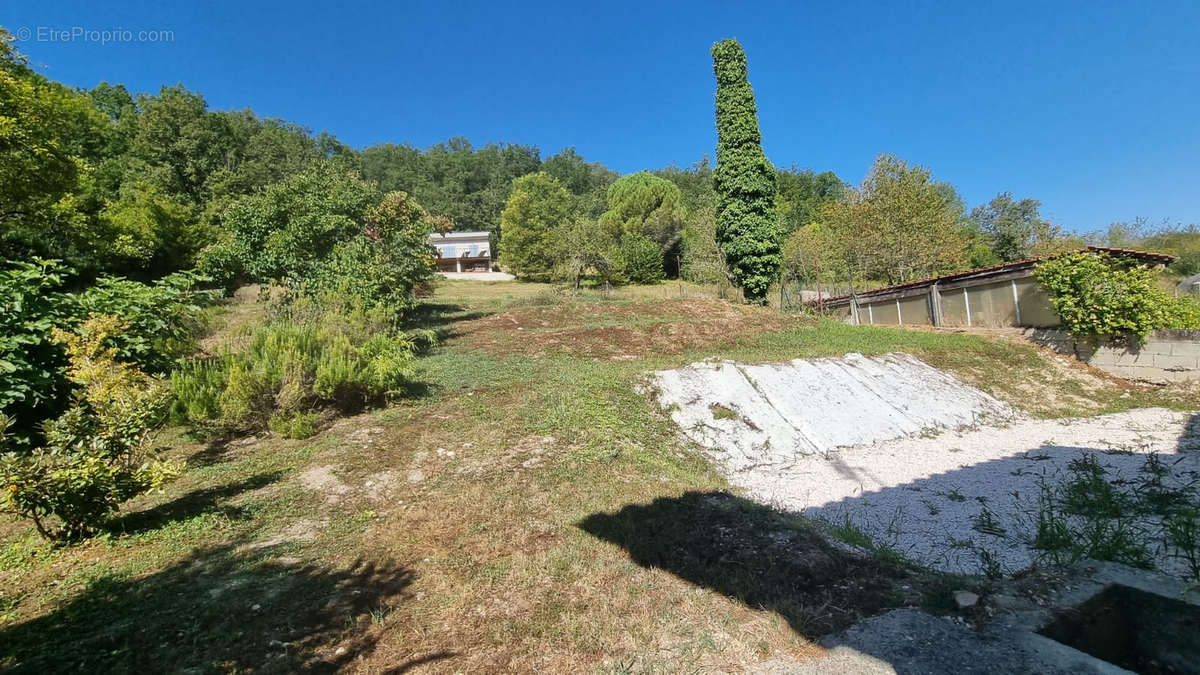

[543,147,619,219]
[98,183,207,276]
[1034,251,1195,343]
[203,166,434,311]
[77,270,216,373]
[168,359,226,425]
[0,258,212,449]
[775,167,844,234]
[825,154,967,284]
[555,218,622,288]
[268,411,320,440]
[598,172,686,250]
[654,158,716,215]
[970,192,1067,262]
[499,172,573,281]
[172,297,426,434]
[1029,451,1200,578]
[204,165,379,284]
[0,316,177,541]
[303,191,436,314]
[360,137,542,235]
[618,233,665,284]
[681,207,731,286]
[0,260,76,447]
[711,39,780,304]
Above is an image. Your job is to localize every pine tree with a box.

[711,39,780,304]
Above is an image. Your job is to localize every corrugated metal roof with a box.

[812,246,1177,306]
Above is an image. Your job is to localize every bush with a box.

[200,167,435,312]
[268,411,320,440]
[303,192,436,316]
[1034,252,1191,344]
[0,316,178,541]
[77,270,217,374]
[619,232,665,284]
[171,297,428,434]
[0,260,76,448]
[1,259,215,449]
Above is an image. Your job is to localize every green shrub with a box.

[0,316,178,541]
[168,359,228,425]
[712,39,781,304]
[268,411,320,440]
[202,167,435,312]
[171,298,427,434]
[0,258,215,449]
[1164,296,1200,330]
[77,270,217,374]
[619,232,665,284]
[1034,251,1187,344]
[0,259,77,448]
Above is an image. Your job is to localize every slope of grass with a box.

[1,279,1191,672]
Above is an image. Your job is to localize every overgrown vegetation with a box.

[1028,451,1200,580]
[0,316,179,541]
[0,259,213,450]
[1034,251,1200,344]
[171,296,432,437]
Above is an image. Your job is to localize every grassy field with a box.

[2,279,1195,672]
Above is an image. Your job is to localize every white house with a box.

[428,231,494,273]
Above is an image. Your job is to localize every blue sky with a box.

[7,1,1199,231]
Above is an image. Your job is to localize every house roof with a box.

[811,246,1177,306]
[429,231,490,241]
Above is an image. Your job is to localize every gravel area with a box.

[734,407,1200,577]
[649,354,1200,577]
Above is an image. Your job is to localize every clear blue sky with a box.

[7,1,1199,231]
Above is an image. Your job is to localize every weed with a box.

[708,403,738,421]
[971,507,1006,537]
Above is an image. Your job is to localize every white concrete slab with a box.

[647,353,1016,471]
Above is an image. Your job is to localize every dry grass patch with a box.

[456,298,795,358]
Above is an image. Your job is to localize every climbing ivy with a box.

[1034,251,1200,344]
[711,39,780,305]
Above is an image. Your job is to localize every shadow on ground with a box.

[577,491,918,639]
[400,302,488,343]
[106,470,285,536]
[0,541,416,673]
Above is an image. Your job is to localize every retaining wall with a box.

[1025,328,1200,383]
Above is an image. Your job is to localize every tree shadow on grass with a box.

[106,470,285,536]
[0,541,416,673]
[400,302,489,343]
[577,490,918,639]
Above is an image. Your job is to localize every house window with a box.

[443,245,456,258]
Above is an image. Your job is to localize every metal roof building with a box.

[810,246,1176,328]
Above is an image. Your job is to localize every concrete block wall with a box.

[1024,328,1200,383]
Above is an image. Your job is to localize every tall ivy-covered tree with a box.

[711,39,780,304]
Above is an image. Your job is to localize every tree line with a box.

[6,20,1200,298]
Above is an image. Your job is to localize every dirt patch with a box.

[241,519,327,551]
[298,465,353,504]
[455,298,795,358]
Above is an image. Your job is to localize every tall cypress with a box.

[711,39,780,304]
